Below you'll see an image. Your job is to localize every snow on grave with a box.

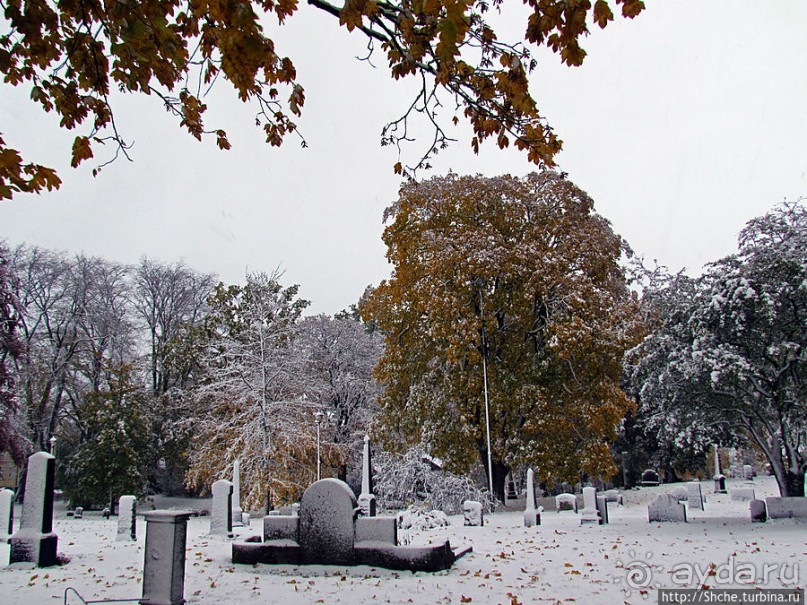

[648,494,687,523]
[231,478,470,572]
[117,495,137,541]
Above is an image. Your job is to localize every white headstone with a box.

[231,460,243,527]
[523,468,542,527]
[141,510,192,605]
[648,494,687,522]
[462,500,484,526]
[117,495,137,541]
[0,488,13,539]
[210,479,233,537]
[358,435,376,516]
[580,487,599,525]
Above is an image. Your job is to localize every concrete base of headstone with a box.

[358,494,377,517]
[730,488,756,502]
[140,510,193,605]
[9,531,58,567]
[750,500,767,523]
[765,497,807,519]
[713,475,727,494]
[462,500,484,526]
[648,494,687,522]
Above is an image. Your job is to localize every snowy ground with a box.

[1,476,804,604]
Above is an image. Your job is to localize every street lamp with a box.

[474,277,495,499]
[314,411,324,481]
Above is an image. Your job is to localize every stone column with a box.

[358,435,376,517]
[231,459,243,527]
[621,451,630,489]
[0,488,14,540]
[523,468,540,527]
[140,510,192,605]
[118,495,137,541]
[210,479,233,537]
[9,451,58,566]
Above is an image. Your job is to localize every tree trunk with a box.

[478,448,509,504]
[780,469,806,497]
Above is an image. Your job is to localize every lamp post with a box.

[474,278,495,499]
[314,411,324,481]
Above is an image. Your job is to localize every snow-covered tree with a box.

[185,272,315,509]
[293,314,382,482]
[361,172,643,500]
[0,243,26,464]
[627,201,807,496]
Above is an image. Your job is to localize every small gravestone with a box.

[523,468,542,527]
[686,481,704,511]
[580,487,600,525]
[358,435,377,517]
[73,506,84,519]
[141,510,192,605]
[102,508,111,519]
[555,493,577,512]
[743,464,754,480]
[765,497,807,519]
[0,488,14,540]
[669,486,688,502]
[210,479,234,537]
[9,451,58,566]
[750,500,767,523]
[601,490,623,505]
[713,444,727,493]
[648,494,687,522]
[596,496,609,525]
[117,495,137,541]
[731,488,755,502]
[462,500,484,526]
[641,469,660,486]
[299,479,357,565]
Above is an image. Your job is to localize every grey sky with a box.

[1,1,805,315]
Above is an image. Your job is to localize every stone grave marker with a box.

[117,495,137,541]
[686,481,704,510]
[596,496,609,525]
[648,494,687,522]
[523,468,542,527]
[210,479,234,537]
[580,487,600,525]
[300,479,358,565]
[669,486,688,502]
[641,469,660,486]
[358,435,377,517]
[231,459,244,527]
[0,488,14,540]
[73,506,83,519]
[555,493,577,512]
[743,464,754,481]
[462,500,484,526]
[750,500,767,523]
[9,451,58,566]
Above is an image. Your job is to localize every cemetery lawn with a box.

[1,476,804,604]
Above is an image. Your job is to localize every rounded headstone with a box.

[299,479,357,565]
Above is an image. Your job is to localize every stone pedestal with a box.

[714,475,727,494]
[523,468,541,527]
[9,452,58,567]
[140,510,193,605]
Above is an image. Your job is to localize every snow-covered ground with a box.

[1,476,804,604]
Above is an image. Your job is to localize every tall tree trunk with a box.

[478,445,509,503]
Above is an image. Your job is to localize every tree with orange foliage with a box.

[0,0,644,198]
[361,171,643,501]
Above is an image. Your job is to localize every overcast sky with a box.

[1,1,805,315]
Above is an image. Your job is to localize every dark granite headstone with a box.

[299,479,357,565]
[9,452,58,567]
[750,499,767,523]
